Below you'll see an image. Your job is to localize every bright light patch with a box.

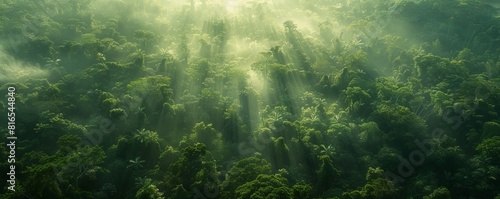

[225,1,239,14]
[247,69,264,93]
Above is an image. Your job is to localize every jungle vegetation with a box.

[1,0,500,198]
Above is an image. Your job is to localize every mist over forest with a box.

[1,0,500,198]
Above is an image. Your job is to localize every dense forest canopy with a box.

[1,0,500,198]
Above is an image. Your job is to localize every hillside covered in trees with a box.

[1,0,500,198]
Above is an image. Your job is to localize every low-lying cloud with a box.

[0,44,48,83]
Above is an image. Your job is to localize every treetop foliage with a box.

[1,0,499,198]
